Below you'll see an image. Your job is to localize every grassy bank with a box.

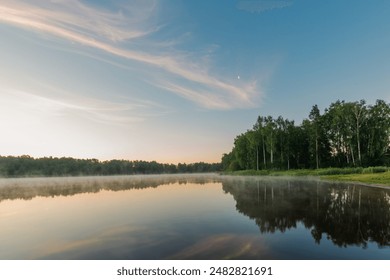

[321,172,390,185]
[223,167,390,186]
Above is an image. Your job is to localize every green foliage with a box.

[316,167,363,176]
[0,156,221,178]
[226,166,390,177]
[322,171,390,185]
[361,166,389,174]
[222,99,390,172]
[224,169,270,176]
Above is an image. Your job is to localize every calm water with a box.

[0,174,389,260]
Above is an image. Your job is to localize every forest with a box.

[0,156,221,177]
[221,99,390,171]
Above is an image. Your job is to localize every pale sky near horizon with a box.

[0,0,389,163]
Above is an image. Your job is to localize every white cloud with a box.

[0,0,263,110]
[1,0,155,42]
[0,88,163,127]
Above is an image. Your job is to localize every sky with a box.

[0,0,389,163]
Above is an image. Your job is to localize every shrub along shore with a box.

[223,166,390,186]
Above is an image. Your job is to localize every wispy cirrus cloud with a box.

[0,0,263,109]
[237,0,293,13]
[0,0,155,42]
[160,80,258,110]
[0,88,166,126]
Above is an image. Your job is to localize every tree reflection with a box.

[221,177,390,248]
[0,174,219,202]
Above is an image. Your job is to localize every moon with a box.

[237,75,240,79]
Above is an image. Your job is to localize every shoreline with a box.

[222,169,390,188]
[1,170,390,189]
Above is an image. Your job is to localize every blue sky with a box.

[0,0,389,163]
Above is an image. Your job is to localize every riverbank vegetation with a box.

[224,167,390,185]
[323,172,390,185]
[0,155,221,177]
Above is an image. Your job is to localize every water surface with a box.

[0,174,389,259]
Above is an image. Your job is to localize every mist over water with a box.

[0,174,389,259]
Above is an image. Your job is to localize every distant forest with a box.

[222,99,390,171]
[0,156,221,177]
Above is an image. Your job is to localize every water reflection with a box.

[0,175,389,259]
[0,174,220,202]
[222,177,390,248]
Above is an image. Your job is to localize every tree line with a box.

[222,99,390,171]
[0,155,221,177]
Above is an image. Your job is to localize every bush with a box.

[362,166,388,174]
[317,167,363,176]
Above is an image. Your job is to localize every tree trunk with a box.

[357,122,361,164]
[315,135,319,169]
[270,132,274,165]
[262,135,266,168]
[350,144,355,166]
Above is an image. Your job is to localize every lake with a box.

[0,174,389,259]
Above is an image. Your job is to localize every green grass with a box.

[223,167,390,186]
[321,171,390,185]
[223,169,316,176]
